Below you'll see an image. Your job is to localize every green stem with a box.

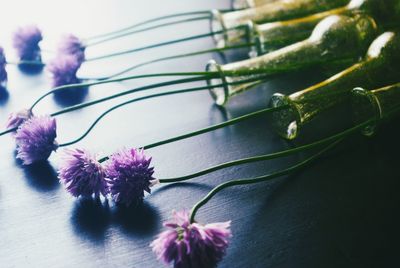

[0,75,215,137]
[85,16,211,47]
[29,71,219,112]
[97,105,288,163]
[85,26,245,62]
[58,75,272,147]
[51,76,210,116]
[88,43,255,80]
[156,100,400,184]
[189,139,342,223]
[58,85,212,147]
[84,11,213,41]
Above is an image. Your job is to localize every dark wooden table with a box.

[0,1,399,267]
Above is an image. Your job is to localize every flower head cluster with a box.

[47,54,82,87]
[6,109,32,130]
[58,34,86,63]
[15,115,58,165]
[151,210,231,268]
[58,148,107,198]
[105,148,155,206]
[0,47,7,84]
[13,25,43,61]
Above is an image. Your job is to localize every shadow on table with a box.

[112,202,159,237]
[20,161,60,192]
[18,63,45,75]
[53,86,89,107]
[71,198,111,244]
[71,198,160,243]
[0,86,9,105]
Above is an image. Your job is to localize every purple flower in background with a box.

[105,148,155,206]
[15,115,58,165]
[58,148,107,198]
[47,54,82,87]
[0,47,8,84]
[58,34,86,63]
[13,25,43,61]
[6,109,33,130]
[151,210,231,268]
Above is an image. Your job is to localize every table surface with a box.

[0,1,399,267]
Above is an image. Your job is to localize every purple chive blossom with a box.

[58,148,107,198]
[151,210,232,268]
[0,47,7,84]
[58,34,86,63]
[13,25,43,61]
[15,115,58,165]
[6,109,33,130]
[105,148,155,206]
[47,54,82,87]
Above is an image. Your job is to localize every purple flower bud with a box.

[13,25,43,61]
[47,54,82,87]
[6,109,32,130]
[58,148,108,198]
[15,115,58,165]
[0,47,8,84]
[58,34,85,63]
[151,211,231,268]
[105,148,155,206]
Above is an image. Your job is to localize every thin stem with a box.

[0,76,216,136]
[156,102,400,183]
[97,105,288,163]
[84,11,213,41]
[189,139,342,223]
[58,85,212,147]
[29,71,219,111]
[89,43,254,80]
[85,27,245,62]
[157,106,375,183]
[51,76,210,116]
[58,75,272,147]
[86,16,211,47]
[0,127,16,136]
[143,107,286,150]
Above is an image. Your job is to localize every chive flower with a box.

[6,109,32,130]
[58,148,108,198]
[47,54,82,87]
[105,148,155,206]
[15,115,58,165]
[151,210,231,268]
[58,34,86,63]
[0,47,7,85]
[12,25,43,62]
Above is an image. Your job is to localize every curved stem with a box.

[89,43,254,80]
[58,75,272,147]
[86,16,211,47]
[85,26,245,62]
[29,71,219,111]
[158,151,298,183]
[157,101,400,184]
[0,75,213,137]
[97,105,287,163]
[189,139,342,223]
[51,76,210,117]
[58,85,212,147]
[84,11,213,41]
